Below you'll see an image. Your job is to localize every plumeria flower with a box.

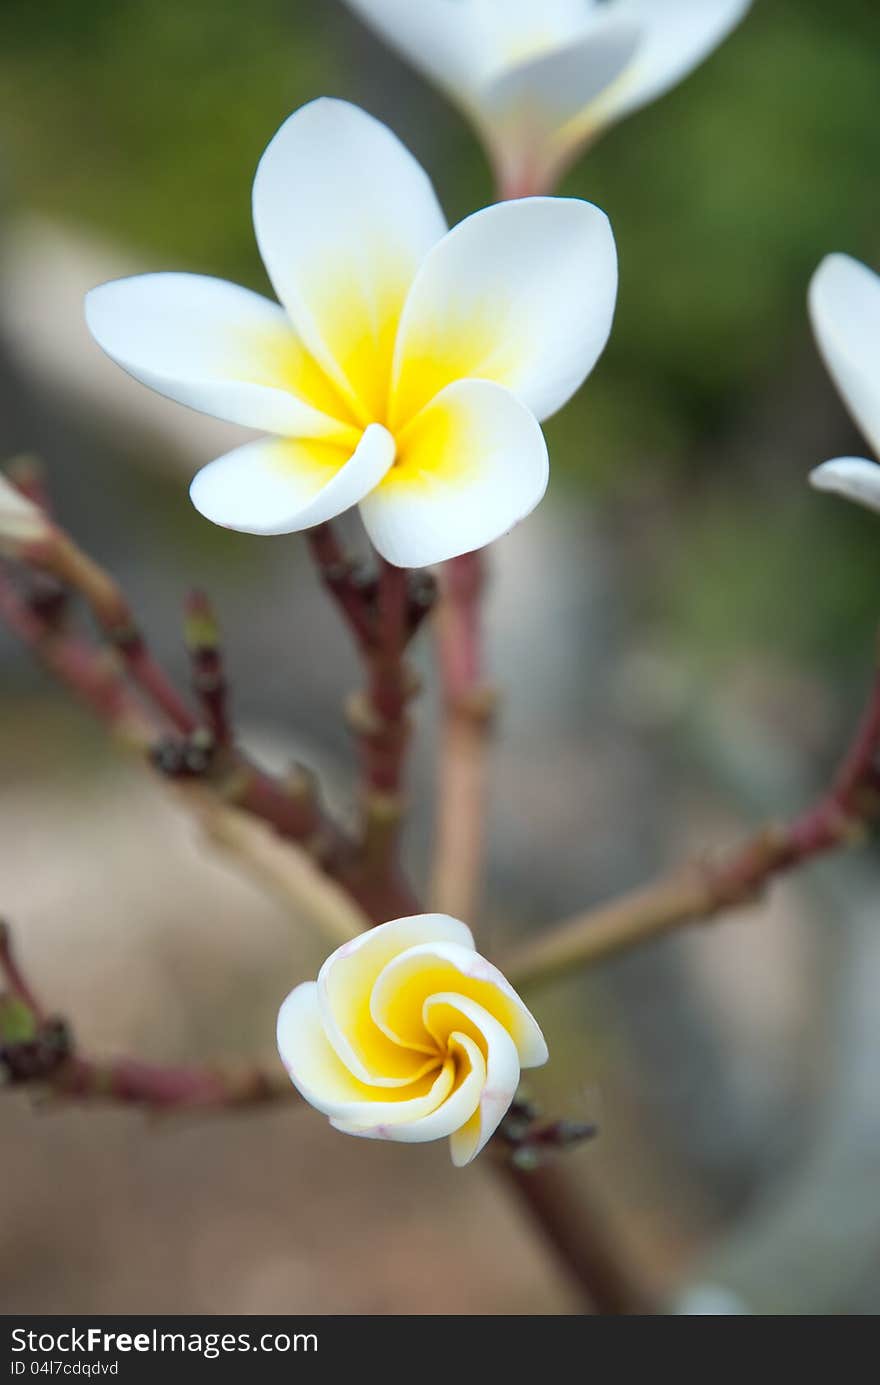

[343,0,752,195]
[0,474,51,556]
[809,254,880,515]
[85,98,618,568]
[277,913,547,1166]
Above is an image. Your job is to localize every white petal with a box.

[85,273,355,439]
[324,1059,455,1131]
[276,982,385,1113]
[332,1031,487,1145]
[361,379,548,568]
[809,254,880,460]
[278,982,455,1126]
[0,475,50,547]
[370,939,548,1068]
[809,458,880,515]
[475,21,641,192]
[343,0,598,96]
[252,98,447,424]
[471,0,595,66]
[189,425,395,536]
[342,0,485,96]
[424,992,522,1163]
[390,197,617,429]
[589,0,752,129]
[318,914,475,1085]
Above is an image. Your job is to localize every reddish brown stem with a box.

[0,921,293,1111]
[53,1054,293,1110]
[0,571,156,742]
[430,550,496,919]
[22,529,196,733]
[307,523,376,649]
[341,559,416,914]
[492,1153,652,1315]
[184,589,232,745]
[1,566,412,921]
[361,559,410,797]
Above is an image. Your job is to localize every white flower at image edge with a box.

[85,98,618,568]
[343,0,751,192]
[276,914,548,1166]
[809,254,880,516]
[0,474,51,554]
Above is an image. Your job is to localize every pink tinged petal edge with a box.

[423,992,522,1161]
[475,20,642,188]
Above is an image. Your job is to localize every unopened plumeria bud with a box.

[0,473,51,555]
[183,589,221,652]
[809,254,880,516]
[343,0,751,194]
[277,913,548,1166]
[85,98,618,568]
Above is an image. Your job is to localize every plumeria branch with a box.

[0,566,156,748]
[429,551,497,919]
[20,521,197,734]
[490,1141,653,1315]
[306,524,430,917]
[504,639,880,991]
[180,786,368,946]
[0,570,368,947]
[307,523,377,651]
[50,1055,293,1110]
[184,590,232,746]
[0,472,418,925]
[354,558,413,859]
[1,507,640,1311]
[0,920,293,1111]
[418,527,646,1314]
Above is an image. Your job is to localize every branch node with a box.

[283,761,318,804]
[496,1095,598,1168]
[455,683,499,725]
[0,1016,72,1086]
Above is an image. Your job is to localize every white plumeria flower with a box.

[277,913,547,1166]
[85,98,618,568]
[809,254,880,515]
[0,474,51,555]
[343,0,751,195]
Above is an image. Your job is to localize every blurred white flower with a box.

[343,0,751,194]
[809,254,880,515]
[277,913,548,1165]
[0,474,51,554]
[85,99,617,568]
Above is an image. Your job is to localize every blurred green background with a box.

[3,0,880,1316]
